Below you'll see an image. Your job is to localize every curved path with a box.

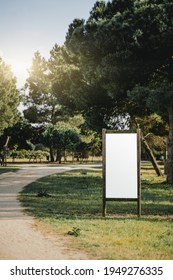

[0,165,98,260]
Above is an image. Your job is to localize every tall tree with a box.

[65,0,173,183]
[0,117,41,150]
[65,15,126,131]
[23,51,65,124]
[0,57,20,134]
[43,122,80,163]
[48,44,81,115]
[24,47,80,125]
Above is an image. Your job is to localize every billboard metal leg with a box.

[102,199,106,217]
[137,128,141,217]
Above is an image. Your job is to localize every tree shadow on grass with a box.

[19,171,173,221]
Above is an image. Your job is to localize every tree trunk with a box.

[56,150,62,164]
[166,107,173,184]
[50,146,54,162]
[63,150,67,162]
[141,135,163,176]
[163,149,167,175]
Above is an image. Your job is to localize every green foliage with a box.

[0,57,20,134]
[89,134,102,156]
[131,114,167,159]
[22,0,173,133]
[67,227,81,237]
[134,114,168,136]
[0,118,44,150]
[48,45,83,112]
[24,47,82,125]
[25,150,49,162]
[65,0,173,182]
[10,149,25,162]
[8,149,49,163]
[43,122,80,151]
[42,122,81,162]
[65,0,173,120]
[21,1,173,181]
[23,51,65,124]
[128,82,173,120]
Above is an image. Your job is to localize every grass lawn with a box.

[0,167,19,175]
[19,163,173,259]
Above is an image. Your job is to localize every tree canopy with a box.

[0,57,20,134]
[23,47,81,125]
[64,0,173,182]
[43,121,81,163]
[65,0,173,116]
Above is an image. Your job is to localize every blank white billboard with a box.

[106,133,138,199]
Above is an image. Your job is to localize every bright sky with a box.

[0,0,100,88]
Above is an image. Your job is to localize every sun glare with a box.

[9,58,31,87]
[0,49,4,58]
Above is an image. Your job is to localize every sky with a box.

[0,0,101,88]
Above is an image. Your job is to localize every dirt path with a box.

[0,165,94,260]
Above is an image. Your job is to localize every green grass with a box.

[0,167,19,174]
[19,164,173,259]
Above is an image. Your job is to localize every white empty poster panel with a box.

[106,133,138,199]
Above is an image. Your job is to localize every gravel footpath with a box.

[0,165,93,260]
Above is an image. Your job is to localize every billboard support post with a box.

[137,128,141,217]
[102,129,106,217]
